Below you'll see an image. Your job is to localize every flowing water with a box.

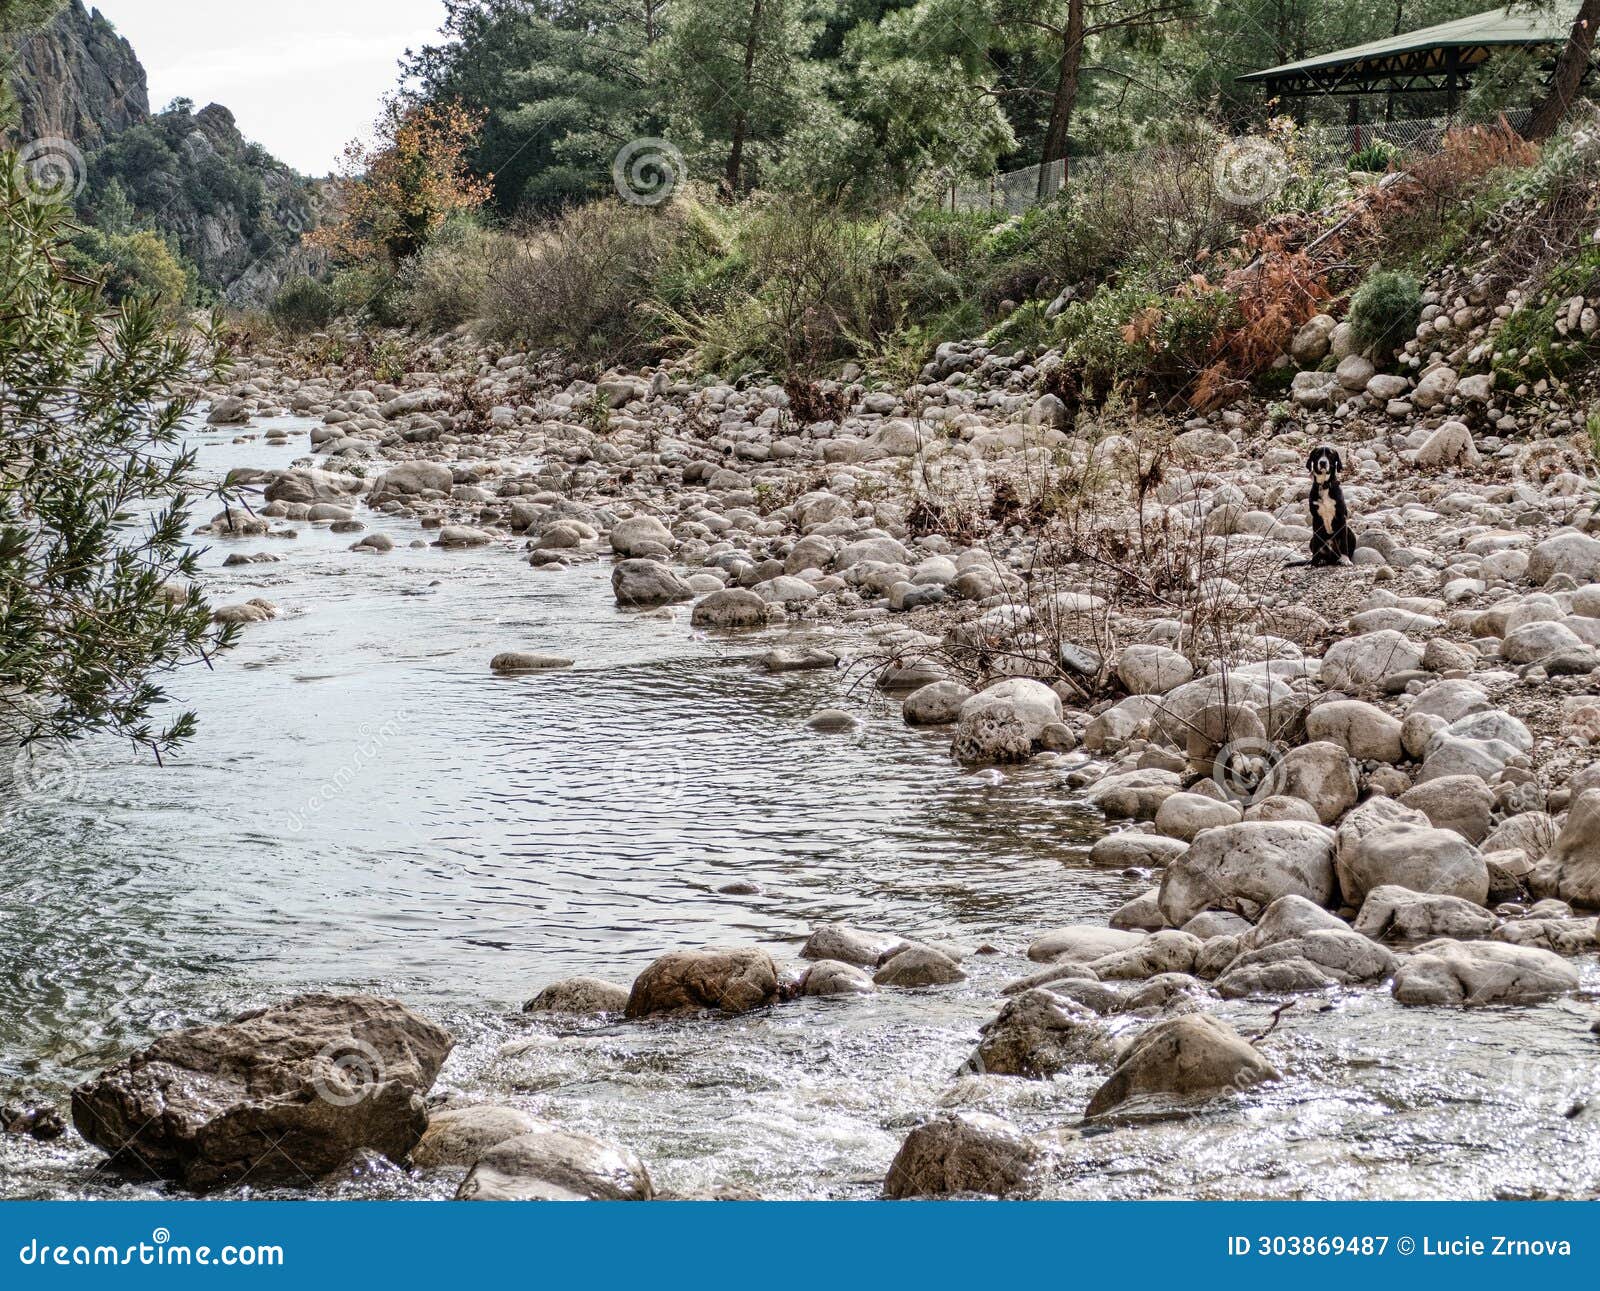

[2,420,1599,1200]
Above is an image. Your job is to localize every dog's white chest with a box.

[1316,493,1337,530]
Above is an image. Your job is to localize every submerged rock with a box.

[414,1105,544,1169]
[969,989,1116,1078]
[523,977,630,1015]
[624,948,780,1017]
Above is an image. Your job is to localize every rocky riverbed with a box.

[6,308,1600,1199]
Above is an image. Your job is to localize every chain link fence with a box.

[943,111,1535,215]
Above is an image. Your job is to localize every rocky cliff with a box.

[6,1,317,303]
[8,1,147,147]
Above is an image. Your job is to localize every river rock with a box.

[1390,938,1579,1006]
[523,977,630,1015]
[1214,929,1397,997]
[1529,789,1600,907]
[969,989,1116,1078]
[1335,821,1488,907]
[1154,793,1242,842]
[610,515,675,557]
[1278,742,1359,824]
[414,1105,544,1169]
[1398,776,1495,843]
[800,923,909,966]
[490,652,574,673]
[457,1124,655,1200]
[207,394,249,424]
[691,588,770,628]
[1085,1014,1279,1119]
[71,994,453,1191]
[1352,886,1497,941]
[624,948,780,1017]
[612,559,693,607]
[883,1112,1041,1199]
[371,463,452,499]
[1320,631,1424,693]
[1304,700,1404,763]
[903,680,973,725]
[438,525,492,549]
[1116,645,1194,695]
[798,960,877,996]
[874,945,965,987]
[951,679,1063,766]
[1028,926,1145,964]
[1159,821,1337,926]
[264,467,364,505]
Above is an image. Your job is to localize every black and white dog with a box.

[1290,445,1356,567]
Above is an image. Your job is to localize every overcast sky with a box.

[96,0,451,174]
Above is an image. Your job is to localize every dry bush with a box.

[1192,234,1333,409]
[479,202,684,359]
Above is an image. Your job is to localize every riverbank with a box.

[7,303,1600,1199]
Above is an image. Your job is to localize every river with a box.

[2,419,1599,1200]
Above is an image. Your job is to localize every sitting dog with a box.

[1289,445,1356,567]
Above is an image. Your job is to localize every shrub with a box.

[479,200,688,358]
[1348,269,1421,357]
[65,226,193,318]
[1055,277,1237,407]
[0,159,231,753]
[329,264,406,328]
[394,216,503,333]
[1348,141,1397,173]
[269,275,337,333]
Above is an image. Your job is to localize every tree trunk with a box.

[1528,0,1600,140]
[724,0,764,197]
[1036,0,1084,199]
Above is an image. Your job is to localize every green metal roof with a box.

[1238,2,1579,85]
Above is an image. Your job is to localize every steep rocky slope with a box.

[5,1,318,302]
[8,1,147,147]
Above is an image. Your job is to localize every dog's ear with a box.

[1331,449,1344,472]
[1306,449,1319,472]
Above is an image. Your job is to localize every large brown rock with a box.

[883,1112,1042,1199]
[624,948,780,1017]
[71,994,453,1191]
[1085,1013,1279,1119]
[968,989,1116,1078]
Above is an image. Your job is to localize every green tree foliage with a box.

[403,0,666,212]
[0,163,233,753]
